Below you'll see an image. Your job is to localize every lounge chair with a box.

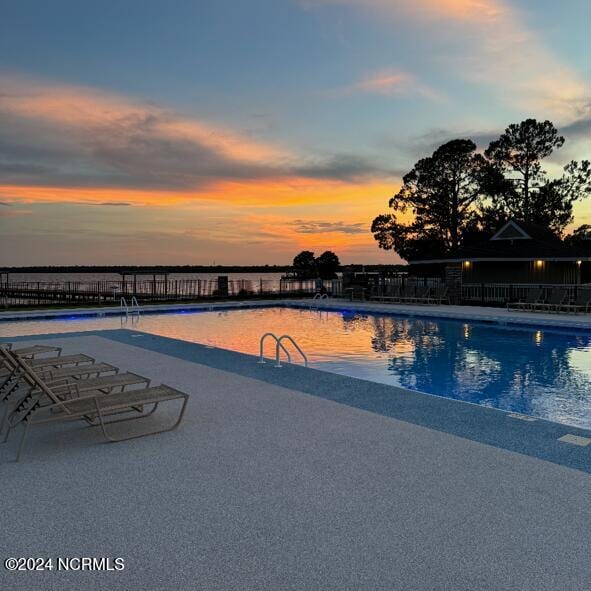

[4,354,189,461]
[0,369,151,442]
[345,286,367,301]
[27,353,95,369]
[0,347,145,436]
[410,286,431,304]
[1,352,96,386]
[532,288,568,312]
[2,343,62,358]
[37,362,119,381]
[1,361,120,401]
[397,286,416,303]
[1,347,146,404]
[507,288,543,311]
[371,285,400,303]
[560,289,591,314]
[429,287,449,305]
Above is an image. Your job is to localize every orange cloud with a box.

[337,69,441,100]
[0,74,284,163]
[0,176,396,208]
[412,0,506,22]
[195,177,395,206]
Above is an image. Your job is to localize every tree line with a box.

[371,119,591,261]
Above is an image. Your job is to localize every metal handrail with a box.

[310,292,329,309]
[131,296,141,316]
[258,332,291,364]
[275,335,308,368]
[120,297,129,318]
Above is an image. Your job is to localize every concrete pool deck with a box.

[2,332,591,590]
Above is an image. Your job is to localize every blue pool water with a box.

[3,306,591,428]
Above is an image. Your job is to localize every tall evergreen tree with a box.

[484,119,564,221]
[372,139,500,260]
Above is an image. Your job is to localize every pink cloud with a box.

[341,69,442,100]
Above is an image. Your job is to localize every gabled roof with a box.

[491,220,531,241]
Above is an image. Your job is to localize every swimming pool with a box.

[3,305,591,428]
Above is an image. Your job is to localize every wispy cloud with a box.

[289,219,367,234]
[335,69,441,101]
[306,0,591,122]
[0,73,396,193]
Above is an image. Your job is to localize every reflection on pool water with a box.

[3,306,591,428]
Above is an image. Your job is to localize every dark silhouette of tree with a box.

[293,250,317,278]
[542,160,591,234]
[481,121,591,234]
[481,119,575,233]
[485,119,564,219]
[564,223,591,245]
[371,139,500,260]
[315,251,340,279]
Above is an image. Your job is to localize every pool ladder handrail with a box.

[310,293,328,309]
[258,332,308,368]
[258,333,292,364]
[131,296,141,316]
[120,296,141,318]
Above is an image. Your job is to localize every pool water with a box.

[3,306,591,428]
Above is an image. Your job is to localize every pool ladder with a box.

[120,296,141,319]
[310,293,328,309]
[258,333,308,368]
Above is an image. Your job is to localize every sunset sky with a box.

[2,0,591,266]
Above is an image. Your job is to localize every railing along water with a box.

[0,277,343,308]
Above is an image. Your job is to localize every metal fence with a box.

[462,283,582,305]
[357,279,585,307]
[0,277,343,308]
[2,276,585,309]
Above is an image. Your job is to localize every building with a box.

[409,219,591,285]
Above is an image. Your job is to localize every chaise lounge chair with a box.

[429,287,449,305]
[560,289,591,314]
[507,288,544,311]
[2,343,62,358]
[397,286,416,303]
[371,285,400,303]
[532,288,568,312]
[4,354,189,461]
[27,353,95,369]
[0,347,150,438]
[410,286,432,304]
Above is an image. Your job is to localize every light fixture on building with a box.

[535,260,544,269]
[577,260,582,266]
[463,260,471,269]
